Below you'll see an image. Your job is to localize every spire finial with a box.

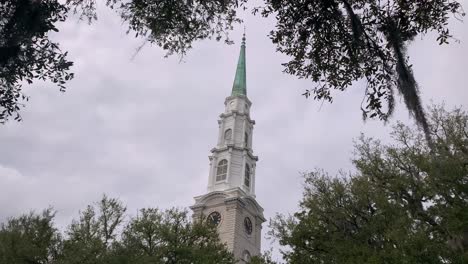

[242,26,246,45]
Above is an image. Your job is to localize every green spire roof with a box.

[231,34,246,96]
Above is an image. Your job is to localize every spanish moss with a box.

[386,21,432,145]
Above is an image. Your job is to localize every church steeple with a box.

[191,32,264,263]
[231,33,247,96]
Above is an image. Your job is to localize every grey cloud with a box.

[1,3,467,262]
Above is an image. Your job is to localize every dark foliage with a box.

[0,209,61,264]
[119,208,234,264]
[270,105,468,263]
[257,0,464,139]
[0,0,464,129]
[0,0,73,123]
[67,0,245,56]
[0,196,235,264]
[0,0,244,123]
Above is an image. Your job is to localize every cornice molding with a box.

[224,95,252,106]
[211,146,258,161]
[219,112,255,125]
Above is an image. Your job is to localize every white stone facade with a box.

[208,95,258,196]
[191,189,265,263]
[191,94,265,263]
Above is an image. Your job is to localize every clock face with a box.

[207,211,222,227]
[244,217,253,235]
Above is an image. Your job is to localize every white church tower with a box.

[191,34,265,263]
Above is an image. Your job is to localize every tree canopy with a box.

[0,196,235,264]
[0,0,73,123]
[0,209,61,264]
[269,104,468,263]
[257,0,464,138]
[0,0,465,138]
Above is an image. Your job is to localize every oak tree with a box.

[257,0,464,139]
[0,209,61,264]
[270,105,468,263]
[0,196,235,264]
[0,0,73,123]
[1,0,464,131]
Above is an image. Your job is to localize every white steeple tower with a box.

[207,93,258,196]
[191,33,265,263]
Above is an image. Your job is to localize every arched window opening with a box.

[244,164,250,187]
[216,159,228,181]
[244,132,249,147]
[224,129,232,141]
[242,250,251,262]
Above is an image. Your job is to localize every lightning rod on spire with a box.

[242,25,246,45]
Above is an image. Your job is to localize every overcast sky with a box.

[0,1,467,262]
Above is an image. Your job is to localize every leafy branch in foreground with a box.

[67,0,246,56]
[257,0,464,140]
[0,0,73,123]
[1,0,245,123]
[1,0,464,129]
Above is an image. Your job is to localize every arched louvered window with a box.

[244,164,250,187]
[242,250,251,262]
[216,159,228,181]
[244,132,249,147]
[224,129,232,141]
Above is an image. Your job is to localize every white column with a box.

[226,147,232,186]
[251,163,256,196]
[232,112,237,145]
[249,123,253,149]
[217,119,224,146]
[242,116,247,148]
[207,156,217,192]
[241,151,246,191]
